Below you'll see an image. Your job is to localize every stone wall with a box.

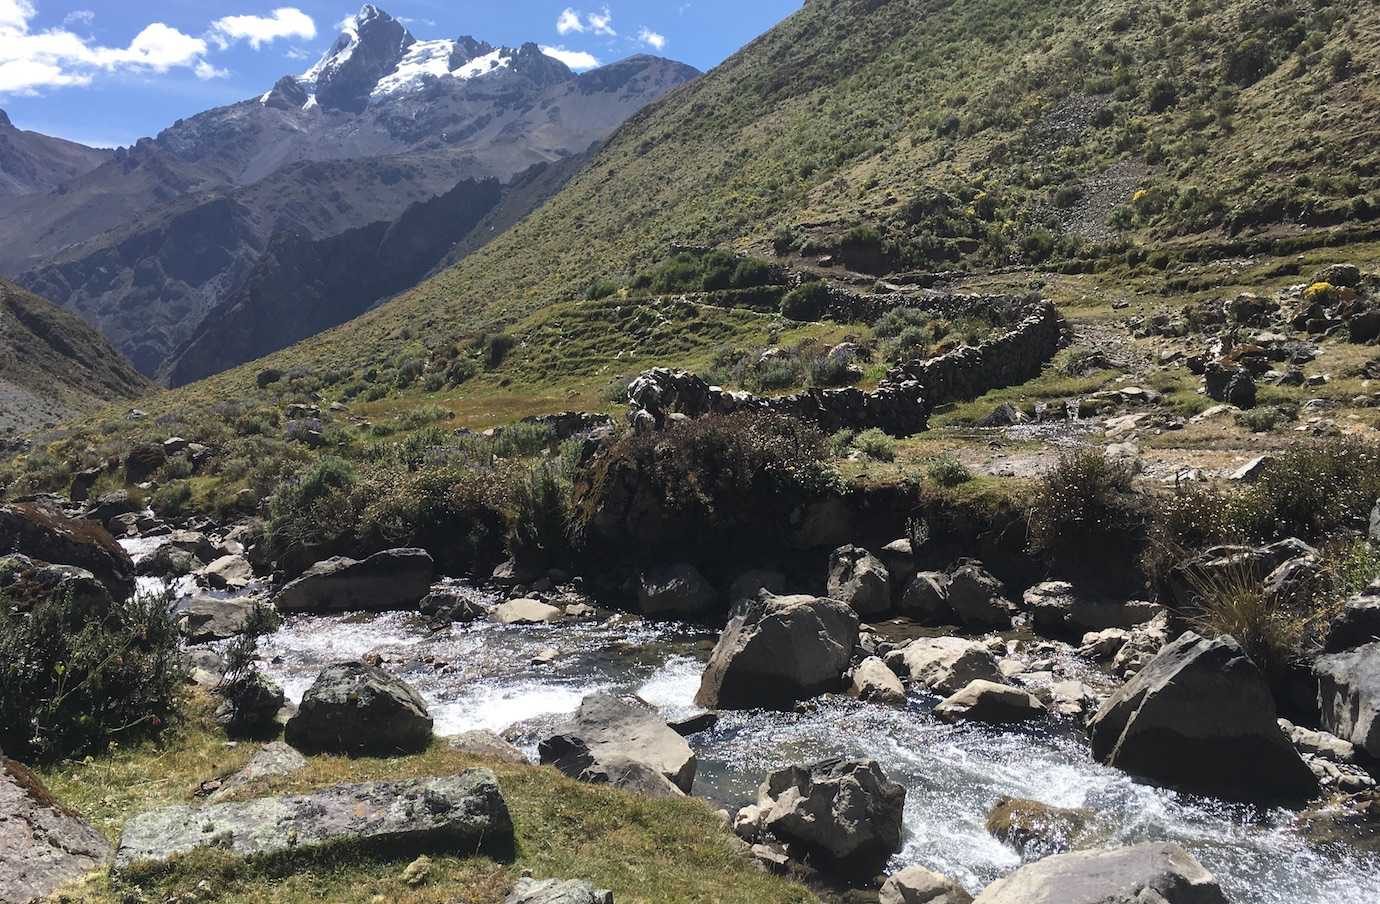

[624,293,1063,436]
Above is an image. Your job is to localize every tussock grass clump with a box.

[853,428,897,462]
[928,454,974,487]
[1028,448,1148,592]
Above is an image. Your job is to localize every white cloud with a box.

[62,9,93,28]
[558,7,615,38]
[637,27,666,51]
[195,59,230,80]
[540,45,600,71]
[209,8,316,50]
[556,8,583,35]
[587,7,616,36]
[0,3,214,95]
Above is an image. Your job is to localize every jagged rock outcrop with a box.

[0,503,135,601]
[1315,642,1380,759]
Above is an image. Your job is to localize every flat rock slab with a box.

[115,770,512,875]
[505,877,614,904]
[1,758,113,904]
[972,842,1228,904]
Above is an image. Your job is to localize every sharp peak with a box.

[0,109,10,128]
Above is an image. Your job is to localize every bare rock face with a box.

[971,842,1228,904]
[1089,632,1318,803]
[748,757,906,879]
[284,662,433,756]
[273,548,435,614]
[1315,641,1380,759]
[695,593,859,710]
[115,771,513,873]
[1,757,113,904]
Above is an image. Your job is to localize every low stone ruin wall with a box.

[624,294,1063,436]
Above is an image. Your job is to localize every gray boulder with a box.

[115,771,512,873]
[935,680,1045,723]
[1325,581,1380,652]
[898,572,953,624]
[638,563,718,619]
[1089,632,1318,802]
[540,694,696,794]
[493,598,563,625]
[695,593,858,710]
[971,842,1228,904]
[885,636,1001,695]
[447,730,528,764]
[201,554,255,590]
[827,545,892,618]
[1315,641,1380,758]
[750,757,905,878]
[1,757,113,904]
[207,742,307,803]
[881,866,973,904]
[135,544,200,578]
[173,595,267,644]
[0,502,136,601]
[1024,581,1163,637]
[850,657,907,706]
[984,797,1095,858]
[538,735,685,800]
[0,555,112,615]
[420,587,489,623]
[505,877,613,904]
[285,662,433,756]
[274,548,435,613]
[946,562,1014,630]
[878,538,917,588]
[215,671,289,740]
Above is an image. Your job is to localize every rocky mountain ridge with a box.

[0,108,110,199]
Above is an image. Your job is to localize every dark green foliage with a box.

[509,457,576,569]
[0,588,183,762]
[1231,440,1380,544]
[215,602,281,739]
[780,282,832,321]
[483,334,517,369]
[928,454,974,487]
[632,250,781,296]
[1028,449,1148,591]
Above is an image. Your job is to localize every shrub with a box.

[853,428,897,462]
[1189,562,1324,675]
[509,460,574,569]
[0,588,184,762]
[215,602,282,739]
[809,355,860,388]
[397,404,454,430]
[927,454,973,487]
[731,258,775,289]
[828,429,856,458]
[446,357,479,386]
[1236,406,1289,433]
[780,282,832,321]
[483,334,517,369]
[152,481,194,518]
[750,358,806,392]
[1028,448,1146,586]
[873,307,932,338]
[1230,440,1380,544]
[266,456,360,573]
[394,358,425,388]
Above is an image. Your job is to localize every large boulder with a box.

[1089,632,1318,803]
[0,555,111,615]
[935,680,1045,723]
[0,503,135,601]
[850,657,907,706]
[284,662,433,756]
[695,593,858,710]
[1023,581,1163,637]
[827,545,892,618]
[493,598,563,625]
[945,562,1014,630]
[637,563,718,619]
[539,694,695,794]
[971,842,1228,904]
[505,878,613,904]
[880,866,972,904]
[1,757,113,904]
[884,637,1001,695]
[200,554,255,590]
[747,757,905,878]
[173,595,266,644]
[273,548,434,613]
[1325,581,1380,652]
[135,544,200,578]
[538,735,685,800]
[897,572,953,624]
[115,771,512,873]
[1314,642,1380,758]
[984,797,1094,858]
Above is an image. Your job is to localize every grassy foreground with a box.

[40,697,815,904]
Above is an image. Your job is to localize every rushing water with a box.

[249,604,1380,902]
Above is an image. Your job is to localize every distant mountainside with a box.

[0,4,698,378]
[0,279,151,437]
[0,110,111,198]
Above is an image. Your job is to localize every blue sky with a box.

[0,1,802,147]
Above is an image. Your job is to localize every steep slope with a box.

[23,0,1380,422]
[0,110,111,199]
[0,280,151,436]
[0,5,699,377]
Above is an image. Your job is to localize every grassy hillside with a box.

[0,279,152,435]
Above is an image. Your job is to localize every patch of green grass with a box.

[43,699,816,904]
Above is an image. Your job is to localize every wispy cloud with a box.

[195,59,230,80]
[209,7,316,51]
[61,9,93,28]
[558,6,616,38]
[541,45,600,71]
[637,27,666,51]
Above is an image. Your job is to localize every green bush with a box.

[509,460,575,569]
[152,481,194,518]
[927,454,974,487]
[1028,448,1145,572]
[853,428,897,462]
[0,588,184,762]
[809,355,860,388]
[483,334,517,369]
[780,282,832,321]
[1230,440,1380,544]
